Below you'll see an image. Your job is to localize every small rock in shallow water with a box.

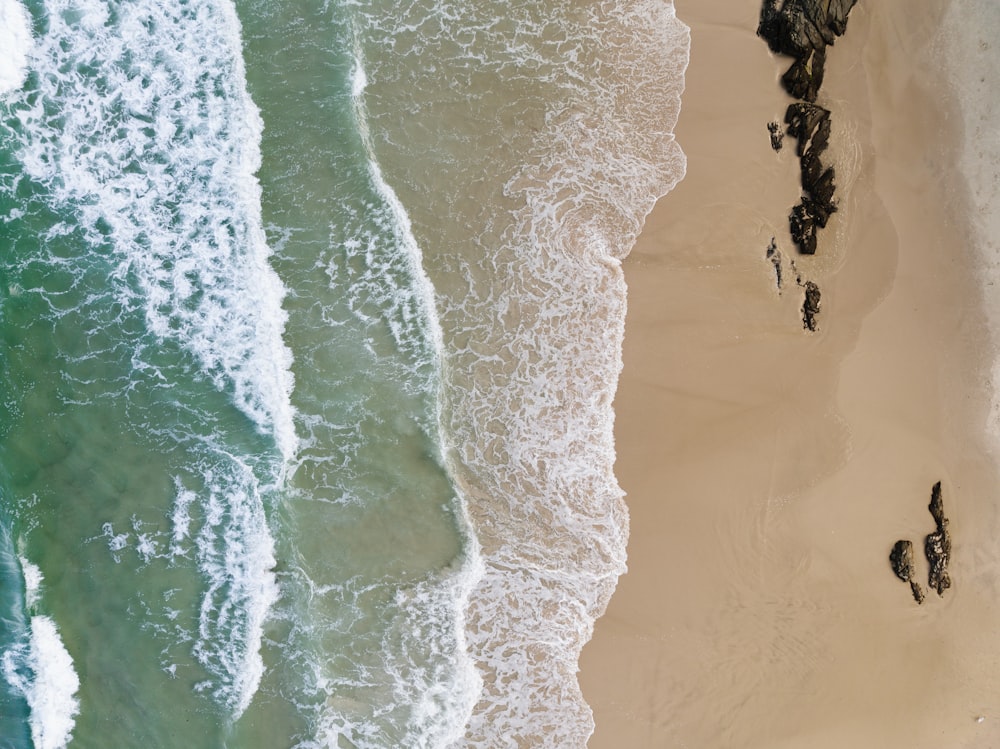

[801,281,821,331]
[768,121,784,151]
[766,238,783,290]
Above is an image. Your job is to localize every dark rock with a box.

[788,257,803,286]
[890,539,926,604]
[889,539,915,582]
[758,0,859,59]
[810,168,837,211]
[801,280,821,331]
[800,148,824,188]
[762,2,857,258]
[781,46,826,102]
[925,481,952,596]
[785,101,837,250]
[766,237,783,289]
[785,102,831,158]
[768,121,784,151]
[929,480,946,528]
[790,201,818,255]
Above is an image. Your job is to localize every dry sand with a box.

[580,1,1000,747]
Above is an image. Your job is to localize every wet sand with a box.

[580,1,1000,747]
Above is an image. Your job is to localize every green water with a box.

[0,0,691,745]
[0,0,470,746]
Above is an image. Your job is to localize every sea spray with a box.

[225,34,484,743]
[349,47,447,372]
[1,556,80,749]
[0,0,31,96]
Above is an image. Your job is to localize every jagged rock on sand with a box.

[925,481,952,596]
[801,280,821,331]
[766,238,784,289]
[758,0,858,62]
[889,539,915,582]
[785,102,838,254]
[758,1,855,257]
[889,539,926,603]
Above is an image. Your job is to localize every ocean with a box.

[0,0,688,746]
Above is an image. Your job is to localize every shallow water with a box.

[0,0,689,745]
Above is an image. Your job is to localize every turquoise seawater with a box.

[0,0,688,746]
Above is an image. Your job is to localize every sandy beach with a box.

[580,1,1000,747]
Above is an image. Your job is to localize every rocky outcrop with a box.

[758,0,856,256]
[889,481,952,604]
[925,481,952,596]
[758,0,858,102]
[785,102,837,255]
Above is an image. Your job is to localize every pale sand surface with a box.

[581,1,1000,747]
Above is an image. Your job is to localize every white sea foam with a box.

[186,461,278,718]
[3,0,296,719]
[7,0,296,463]
[2,557,81,749]
[170,484,198,553]
[305,558,484,749]
[355,0,689,743]
[100,522,129,563]
[351,55,369,98]
[97,457,278,717]
[349,47,447,374]
[281,49,484,746]
[18,555,43,611]
[0,0,32,95]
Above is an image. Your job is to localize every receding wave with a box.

[251,48,483,746]
[97,448,279,717]
[352,0,690,743]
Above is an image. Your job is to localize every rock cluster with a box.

[889,481,952,604]
[758,0,857,256]
[785,102,837,255]
[758,0,857,102]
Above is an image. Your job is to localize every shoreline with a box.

[580,1,1000,747]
